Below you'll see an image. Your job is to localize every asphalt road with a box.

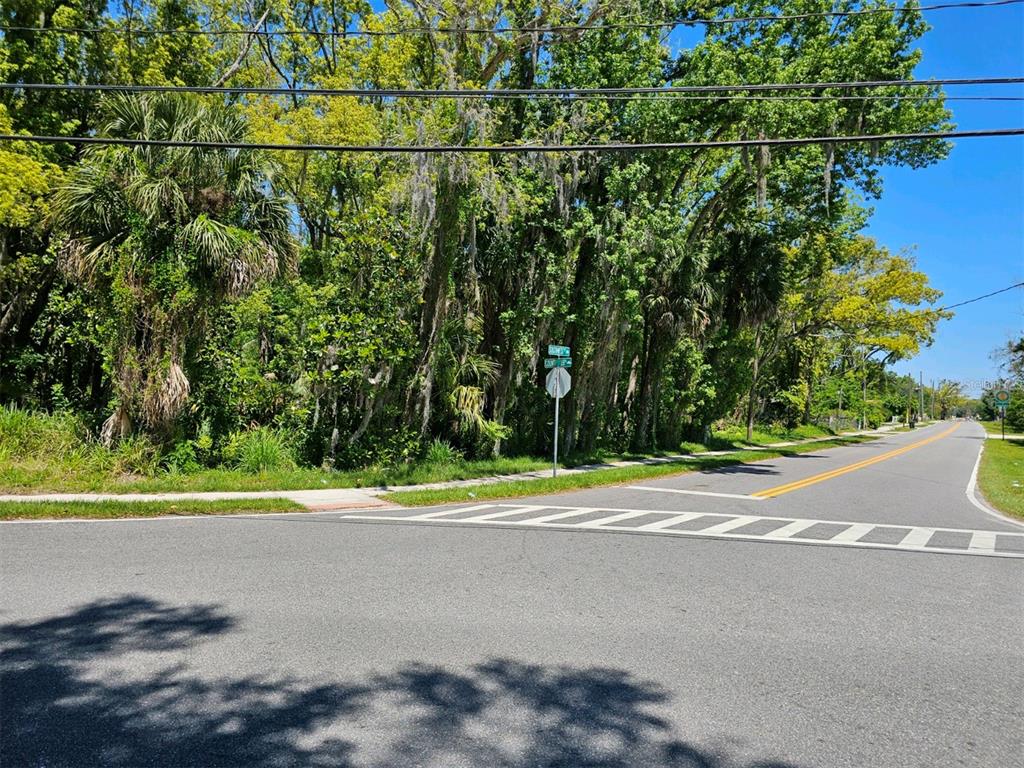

[2,421,1022,767]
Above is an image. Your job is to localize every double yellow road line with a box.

[751,424,960,499]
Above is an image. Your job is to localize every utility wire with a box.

[2,77,1021,100]
[0,127,1019,153]
[938,281,1024,310]
[1,0,1020,37]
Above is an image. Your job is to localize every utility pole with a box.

[861,349,867,430]
[906,377,914,426]
[919,371,925,422]
[930,379,935,420]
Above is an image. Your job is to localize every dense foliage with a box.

[1,0,952,468]
[976,337,1024,430]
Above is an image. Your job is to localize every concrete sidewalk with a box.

[0,425,901,510]
[0,488,392,511]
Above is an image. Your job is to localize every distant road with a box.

[3,421,1022,767]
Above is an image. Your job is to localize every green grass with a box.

[0,455,552,494]
[384,435,876,506]
[711,422,835,447]
[978,419,1022,436]
[977,438,1024,519]
[570,424,842,462]
[0,407,550,493]
[0,498,305,520]
[0,406,876,497]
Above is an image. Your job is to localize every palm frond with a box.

[177,214,242,272]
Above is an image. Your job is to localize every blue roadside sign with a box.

[547,344,570,357]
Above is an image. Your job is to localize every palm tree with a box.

[54,94,294,444]
[715,227,787,443]
[935,380,965,420]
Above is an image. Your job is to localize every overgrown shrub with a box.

[424,438,462,466]
[161,441,202,474]
[0,405,89,459]
[112,436,161,476]
[223,427,296,474]
[332,425,422,470]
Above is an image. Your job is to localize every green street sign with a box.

[994,388,1011,405]
[547,344,571,357]
[544,357,572,368]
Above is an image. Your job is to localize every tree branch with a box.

[213,7,272,87]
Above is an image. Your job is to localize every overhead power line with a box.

[938,281,1024,311]
[0,0,1020,38]
[0,127,1019,154]
[2,77,1022,100]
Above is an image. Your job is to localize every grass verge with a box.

[0,455,551,495]
[0,498,305,521]
[976,438,1024,519]
[384,435,876,506]
[978,419,1021,436]
[569,425,852,463]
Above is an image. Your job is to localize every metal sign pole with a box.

[553,378,560,477]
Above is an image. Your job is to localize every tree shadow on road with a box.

[1,595,798,768]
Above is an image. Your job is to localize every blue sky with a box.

[862,3,1024,394]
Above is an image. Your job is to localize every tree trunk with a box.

[746,327,762,443]
[405,174,463,437]
[631,321,660,452]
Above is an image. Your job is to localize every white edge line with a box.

[966,440,1024,531]
[333,514,1024,558]
[627,486,765,500]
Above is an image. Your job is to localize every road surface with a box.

[2,420,1022,767]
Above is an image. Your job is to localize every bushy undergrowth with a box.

[714,422,833,445]
[223,427,296,474]
[423,438,462,466]
[0,406,548,492]
[2,405,849,494]
[0,406,91,459]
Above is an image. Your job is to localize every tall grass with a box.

[423,438,462,466]
[222,427,296,474]
[0,405,91,459]
[0,410,550,493]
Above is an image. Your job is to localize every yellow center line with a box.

[750,424,960,499]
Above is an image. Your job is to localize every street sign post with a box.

[545,367,571,477]
[547,344,570,357]
[995,389,1010,440]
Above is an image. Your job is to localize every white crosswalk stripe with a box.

[524,508,599,524]
[636,512,704,530]
[576,510,661,528]
[900,527,935,548]
[968,530,997,553]
[831,523,875,543]
[410,504,495,520]
[695,515,760,535]
[763,519,817,539]
[470,505,545,521]
[338,504,1024,559]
